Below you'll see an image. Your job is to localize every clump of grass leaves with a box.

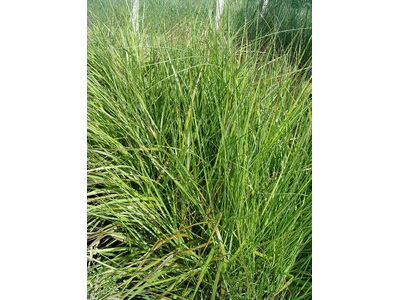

[88,0,311,299]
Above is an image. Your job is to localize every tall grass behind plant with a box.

[233,0,312,66]
[87,0,311,299]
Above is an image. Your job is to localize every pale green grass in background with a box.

[87,0,311,298]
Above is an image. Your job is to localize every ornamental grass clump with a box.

[87,0,311,298]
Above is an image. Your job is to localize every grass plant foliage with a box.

[88,0,312,299]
